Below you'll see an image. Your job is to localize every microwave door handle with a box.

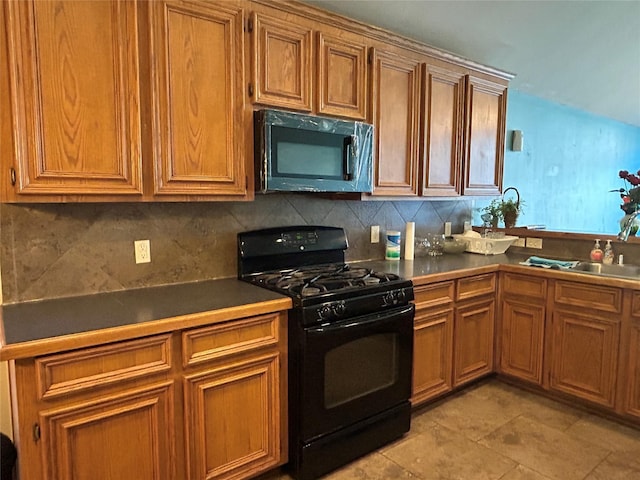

[343,136,357,181]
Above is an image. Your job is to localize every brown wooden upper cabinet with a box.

[463,76,508,196]
[370,54,508,198]
[2,0,250,202]
[250,11,367,120]
[421,63,466,197]
[3,0,144,198]
[369,47,422,196]
[148,0,248,198]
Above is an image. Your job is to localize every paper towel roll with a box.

[404,222,415,260]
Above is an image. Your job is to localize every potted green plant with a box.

[500,187,524,228]
[482,199,503,228]
[481,187,524,228]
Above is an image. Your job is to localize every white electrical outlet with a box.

[526,237,543,249]
[371,225,380,243]
[513,238,526,247]
[134,240,151,264]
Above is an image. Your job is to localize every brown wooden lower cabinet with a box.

[498,273,547,385]
[549,281,622,409]
[500,298,545,384]
[453,296,495,386]
[413,272,639,427]
[40,382,176,480]
[183,353,281,480]
[411,274,495,405]
[9,311,287,480]
[623,292,640,420]
[549,310,620,408]
[412,306,454,404]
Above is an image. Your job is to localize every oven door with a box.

[299,304,414,441]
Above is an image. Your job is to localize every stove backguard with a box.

[237,226,348,278]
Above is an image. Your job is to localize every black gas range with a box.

[241,262,413,326]
[238,226,414,480]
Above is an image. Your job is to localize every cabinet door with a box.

[370,48,422,196]
[251,12,312,111]
[5,0,143,196]
[622,292,640,419]
[550,310,619,408]
[500,298,545,385]
[422,64,465,197]
[183,354,281,480]
[454,297,495,386]
[412,306,454,405]
[317,32,367,120]
[463,76,507,196]
[625,319,640,419]
[149,1,247,197]
[39,382,175,480]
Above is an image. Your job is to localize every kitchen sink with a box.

[570,262,640,279]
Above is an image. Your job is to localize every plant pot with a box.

[503,211,518,228]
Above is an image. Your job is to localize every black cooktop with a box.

[245,263,403,298]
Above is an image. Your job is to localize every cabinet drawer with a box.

[36,334,172,400]
[456,274,496,301]
[632,291,640,319]
[554,281,622,314]
[183,313,280,367]
[501,273,547,299]
[414,281,455,308]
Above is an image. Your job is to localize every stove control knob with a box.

[319,305,334,320]
[332,301,346,317]
[396,289,407,303]
[383,291,397,306]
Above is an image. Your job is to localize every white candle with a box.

[405,222,415,260]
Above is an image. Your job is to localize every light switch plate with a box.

[371,225,380,243]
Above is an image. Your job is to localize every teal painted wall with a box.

[478,91,640,235]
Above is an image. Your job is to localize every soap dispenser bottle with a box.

[602,240,614,265]
[590,239,603,262]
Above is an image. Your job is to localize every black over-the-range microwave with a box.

[254,109,374,193]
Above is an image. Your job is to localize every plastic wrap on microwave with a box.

[255,109,374,193]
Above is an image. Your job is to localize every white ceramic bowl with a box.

[452,234,519,255]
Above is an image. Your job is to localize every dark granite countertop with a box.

[2,252,636,360]
[1,278,291,348]
[355,252,522,281]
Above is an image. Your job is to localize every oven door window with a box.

[299,305,414,441]
[324,333,398,409]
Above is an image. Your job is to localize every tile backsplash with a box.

[0,195,473,303]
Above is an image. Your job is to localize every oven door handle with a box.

[307,304,414,333]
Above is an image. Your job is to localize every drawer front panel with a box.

[554,281,622,314]
[414,281,455,308]
[36,334,172,400]
[457,274,496,301]
[501,273,547,299]
[183,313,280,367]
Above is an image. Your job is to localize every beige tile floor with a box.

[263,379,640,480]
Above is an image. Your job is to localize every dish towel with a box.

[519,256,579,269]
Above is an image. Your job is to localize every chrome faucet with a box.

[617,210,640,241]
